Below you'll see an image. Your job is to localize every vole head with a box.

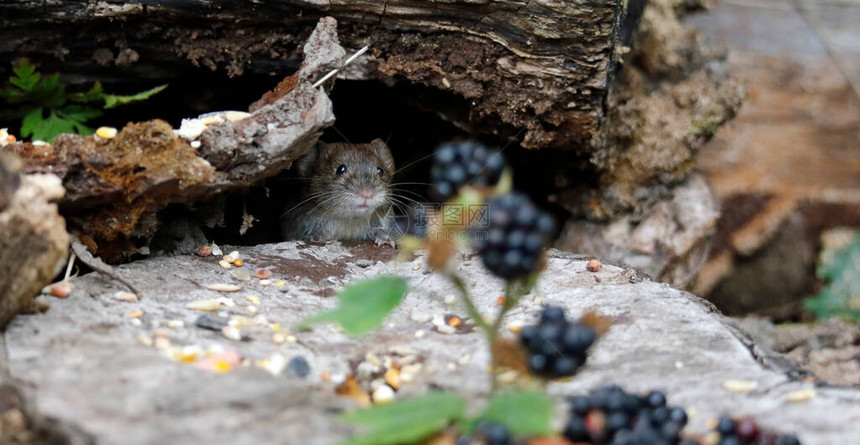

[294,139,395,217]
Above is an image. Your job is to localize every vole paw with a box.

[374,234,397,248]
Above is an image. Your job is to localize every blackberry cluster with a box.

[711,415,801,445]
[456,422,512,445]
[472,192,555,279]
[431,141,506,201]
[563,386,690,445]
[520,306,596,378]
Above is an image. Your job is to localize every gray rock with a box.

[2,242,859,444]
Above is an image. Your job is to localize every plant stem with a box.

[448,274,489,333]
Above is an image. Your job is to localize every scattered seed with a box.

[196,246,212,257]
[95,126,118,139]
[228,251,240,260]
[221,325,243,341]
[534,296,543,304]
[246,295,261,305]
[415,330,426,338]
[135,333,153,347]
[207,283,241,292]
[437,324,456,334]
[233,259,244,267]
[128,310,143,318]
[444,294,456,305]
[497,296,505,305]
[49,282,72,298]
[786,389,816,402]
[186,299,221,311]
[246,305,258,314]
[412,262,421,270]
[287,356,310,379]
[384,368,401,390]
[130,318,143,327]
[497,370,519,384]
[372,385,395,405]
[448,316,461,327]
[195,315,228,331]
[286,335,297,343]
[442,77,451,88]
[224,111,251,122]
[211,244,223,256]
[272,332,286,344]
[723,379,758,393]
[166,319,185,328]
[508,321,524,333]
[216,297,236,308]
[259,353,288,376]
[190,140,201,149]
[321,371,331,381]
[222,255,235,263]
[111,291,138,302]
[587,259,602,272]
[259,279,271,286]
[410,310,431,323]
[218,260,232,269]
[255,268,272,279]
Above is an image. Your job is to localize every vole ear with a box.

[369,138,395,172]
[294,141,325,177]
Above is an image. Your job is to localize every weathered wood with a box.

[0,0,635,150]
[3,18,342,261]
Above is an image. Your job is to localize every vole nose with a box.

[358,188,374,200]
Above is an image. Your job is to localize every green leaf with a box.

[58,104,103,122]
[339,391,465,445]
[68,82,105,103]
[20,107,44,138]
[300,276,408,335]
[805,231,860,320]
[471,391,554,437]
[9,58,40,91]
[104,84,167,109]
[29,109,78,143]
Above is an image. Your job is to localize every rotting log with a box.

[1,0,637,150]
[3,18,342,261]
[1,0,743,279]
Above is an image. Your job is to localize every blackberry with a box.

[476,422,512,445]
[431,141,506,201]
[708,415,802,445]
[564,386,693,445]
[520,306,596,379]
[472,192,555,279]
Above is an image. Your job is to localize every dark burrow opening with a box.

[175,77,595,248]
[0,60,596,254]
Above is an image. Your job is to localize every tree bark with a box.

[1,0,639,150]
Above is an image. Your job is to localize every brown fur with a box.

[281,139,397,243]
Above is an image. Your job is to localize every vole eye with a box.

[376,167,384,177]
[336,165,347,175]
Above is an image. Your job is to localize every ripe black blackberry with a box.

[471,192,555,279]
[563,386,691,445]
[520,305,596,378]
[456,422,512,445]
[431,141,506,201]
[709,415,801,445]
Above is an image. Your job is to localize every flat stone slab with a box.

[3,242,859,444]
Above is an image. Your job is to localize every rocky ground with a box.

[1,243,859,444]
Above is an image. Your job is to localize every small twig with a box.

[311,45,370,88]
[70,235,142,297]
[63,251,76,281]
